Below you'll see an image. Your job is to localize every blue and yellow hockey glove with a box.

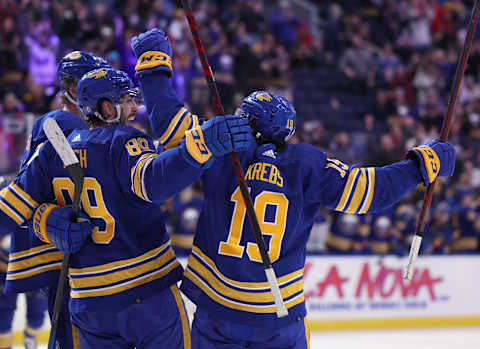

[30,203,94,253]
[180,115,253,168]
[131,28,172,78]
[406,140,456,186]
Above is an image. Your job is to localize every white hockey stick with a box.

[43,117,84,349]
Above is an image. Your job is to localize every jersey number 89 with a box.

[53,177,115,244]
[219,187,289,263]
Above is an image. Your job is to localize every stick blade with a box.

[43,118,78,167]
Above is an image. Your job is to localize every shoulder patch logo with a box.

[72,134,81,142]
[262,149,276,159]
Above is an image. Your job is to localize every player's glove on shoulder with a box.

[131,28,172,78]
[180,115,253,168]
[30,203,94,253]
[406,140,455,186]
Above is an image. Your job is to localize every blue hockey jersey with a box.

[0,123,204,313]
[138,72,423,328]
[5,110,87,294]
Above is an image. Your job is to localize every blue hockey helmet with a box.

[77,68,137,124]
[236,91,296,142]
[58,51,111,92]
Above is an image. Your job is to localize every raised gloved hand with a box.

[406,140,456,186]
[180,115,253,168]
[30,203,95,253]
[131,28,172,78]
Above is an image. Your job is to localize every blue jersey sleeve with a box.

[120,131,203,203]
[0,143,55,233]
[304,147,422,213]
[138,72,200,149]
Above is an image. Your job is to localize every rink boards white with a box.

[11,255,480,344]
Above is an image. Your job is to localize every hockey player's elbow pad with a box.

[30,203,94,253]
[131,28,172,78]
[406,140,456,186]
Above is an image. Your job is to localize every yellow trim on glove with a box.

[185,126,212,164]
[32,203,59,244]
[135,51,172,71]
[413,145,440,184]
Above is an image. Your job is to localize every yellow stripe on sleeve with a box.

[358,168,375,214]
[9,244,56,260]
[345,168,367,213]
[139,156,157,202]
[131,154,157,201]
[335,168,359,212]
[158,107,187,144]
[7,251,64,272]
[0,200,23,225]
[164,112,194,150]
[10,183,38,207]
[0,189,33,220]
[6,262,62,280]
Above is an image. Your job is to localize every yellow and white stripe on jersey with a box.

[130,153,158,202]
[69,241,180,298]
[0,183,38,225]
[7,243,63,281]
[158,107,199,150]
[184,246,305,313]
[335,167,375,214]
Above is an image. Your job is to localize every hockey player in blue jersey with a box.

[35,28,456,348]
[4,51,111,349]
[126,28,456,349]
[0,67,251,349]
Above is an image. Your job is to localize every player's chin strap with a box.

[94,104,122,124]
[63,91,78,106]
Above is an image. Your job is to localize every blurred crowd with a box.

[0,0,479,255]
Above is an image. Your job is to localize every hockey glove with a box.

[406,140,456,186]
[30,203,94,253]
[131,28,172,78]
[180,115,253,168]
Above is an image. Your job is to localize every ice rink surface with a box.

[14,327,480,349]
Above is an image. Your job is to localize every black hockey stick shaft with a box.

[181,0,288,316]
[405,0,480,280]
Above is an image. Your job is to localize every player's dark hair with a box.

[84,98,109,128]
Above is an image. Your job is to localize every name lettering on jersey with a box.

[63,149,87,168]
[245,162,283,188]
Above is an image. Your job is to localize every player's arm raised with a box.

[307,140,455,213]
[126,117,251,203]
[131,28,197,149]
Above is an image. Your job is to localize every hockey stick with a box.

[181,0,288,317]
[43,118,84,349]
[404,0,480,280]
